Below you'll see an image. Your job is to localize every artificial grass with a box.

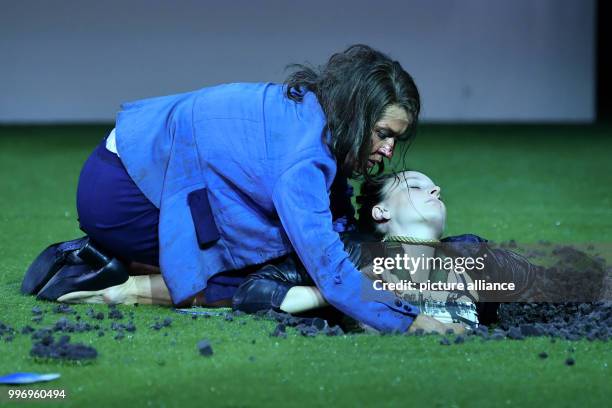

[0,124,611,407]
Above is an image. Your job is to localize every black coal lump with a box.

[507,327,525,340]
[30,335,98,361]
[108,307,124,320]
[324,325,345,337]
[271,324,287,338]
[53,304,75,314]
[197,340,213,356]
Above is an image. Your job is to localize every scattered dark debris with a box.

[86,308,105,320]
[498,301,612,341]
[32,315,43,324]
[109,321,136,333]
[296,324,319,337]
[114,332,125,341]
[538,352,548,359]
[197,339,213,356]
[324,325,345,336]
[0,321,16,339]
[253,309,344,338]
[270,324,287,338]
[472,325,488,337]
[125,321,136,333]
[491,333,505,341]
[565,357,575,366]
[163,318,172,327]
[30,335,97,361]
[506,327,525,340]
[439,337,451,346]
[108,307,124,320]
[21,325,35,335]
[151,321,164,331]
[31,306,43,315]
[52,304,75,314]
[31,327,52,341]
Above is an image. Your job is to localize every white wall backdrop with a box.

[0,0,595,123]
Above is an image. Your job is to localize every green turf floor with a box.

[0,124,611,407]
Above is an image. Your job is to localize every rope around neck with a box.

[382,236,441,246]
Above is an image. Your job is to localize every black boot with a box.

[22,237,129,301]
[21,237,89,295]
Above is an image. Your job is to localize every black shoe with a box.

[21,237,89,295]
[36,256,129,301]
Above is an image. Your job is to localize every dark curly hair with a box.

[284,44,420,179]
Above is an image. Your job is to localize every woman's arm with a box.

[271,154,420,333]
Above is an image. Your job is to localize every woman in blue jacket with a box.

[24,44,428,333]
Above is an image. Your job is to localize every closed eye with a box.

[376,129,392,139]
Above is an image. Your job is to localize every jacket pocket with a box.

[187,188,221,247]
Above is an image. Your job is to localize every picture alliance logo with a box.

[372,254,487,275]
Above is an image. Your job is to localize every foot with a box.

[57,277,138,305]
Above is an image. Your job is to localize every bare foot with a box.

[57,277,138,305]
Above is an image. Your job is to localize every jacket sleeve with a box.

[271,152,419,333]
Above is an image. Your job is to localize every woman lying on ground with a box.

[231,170,543,328]
[41,170,549,333]
[232,170,607,329]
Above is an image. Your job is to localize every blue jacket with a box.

[115,82,419,332]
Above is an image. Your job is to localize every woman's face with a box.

[367,105,410,169]
[379,171,446,236]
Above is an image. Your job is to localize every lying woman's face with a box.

[381,171,446,234]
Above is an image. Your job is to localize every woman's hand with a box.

[408,314,466,335]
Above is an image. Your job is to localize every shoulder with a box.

[264,87,333,170]
[193,82,272,121]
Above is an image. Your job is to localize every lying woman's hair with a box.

[356,172,402,235]
[284,44,420,179]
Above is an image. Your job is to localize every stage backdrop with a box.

[0,0,595,123]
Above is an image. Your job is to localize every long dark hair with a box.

[284,44,420,179]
